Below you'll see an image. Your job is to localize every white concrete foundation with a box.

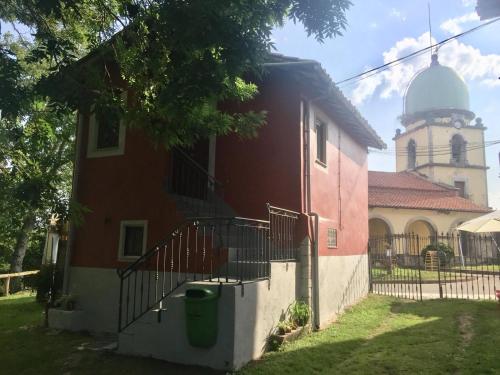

[52,262,299,370]
[317,254,369,327]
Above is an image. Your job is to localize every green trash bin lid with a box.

[185,288,217,300]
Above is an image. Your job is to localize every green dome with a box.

[404,55,470,115]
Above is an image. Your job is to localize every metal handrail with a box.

[117,216,269,279]
[117,215,273,332]
[267,204,300,218]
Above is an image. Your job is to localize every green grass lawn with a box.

[2,293,500,374]
[0,293,221,375]
[372,266,445,281]
[373,265,499,283]
[241,295,500,375]
[452,265,500,272]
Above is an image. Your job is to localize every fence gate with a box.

[368,233,500,301]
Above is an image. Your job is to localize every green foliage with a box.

[0,34,76,273]
[1,0,351,148]
[421,242,455,266]
[289,300,311,327]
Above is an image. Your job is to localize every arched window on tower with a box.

[407,140,416,169]
[451,134,467,164]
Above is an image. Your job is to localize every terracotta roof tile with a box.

[369,171,448,191]
[368,171,490,213]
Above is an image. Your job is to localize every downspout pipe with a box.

[303,98,321,329]
[309,212,320,329]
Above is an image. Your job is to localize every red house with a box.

[51,53,385,370]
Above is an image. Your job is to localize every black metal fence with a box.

[369,232,500,301]
[268,204,300,261]
[117,205,300,332]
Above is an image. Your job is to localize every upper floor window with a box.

[407,139,416,169]
[316,120,327,165]
[454,181,466,198]
[87,91,127,158]
[451,134,466,164]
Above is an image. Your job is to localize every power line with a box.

[377,140,499,153]
[369,140,500,156]
[335,17,500,86]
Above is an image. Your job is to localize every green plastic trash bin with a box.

[184,288,218,348]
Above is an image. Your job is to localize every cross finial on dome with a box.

[431,53,439,66]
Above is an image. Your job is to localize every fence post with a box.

[416,235,423,301]
[367,242,373,292]
[437,252,443,299]
[4,277,10,297]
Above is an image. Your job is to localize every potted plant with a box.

[290,301,311,327]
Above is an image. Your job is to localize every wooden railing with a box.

[0,270,39,296]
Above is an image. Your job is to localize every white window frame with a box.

[118,220,148,261]
[87,91,127,158]
[315,117,328,167]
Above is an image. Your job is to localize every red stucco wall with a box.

[71,115,183,269]
[71,71,303,268]
[216,71,303,220]
[71,72,369,269]
[308,105,369,256]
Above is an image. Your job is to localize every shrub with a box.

[290,301,311,327]
[421,242,454,266]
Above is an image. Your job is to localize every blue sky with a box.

[272,0,500,208]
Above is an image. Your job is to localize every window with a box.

[96,110,121,149]
[451,134,466,164]
[87,91,127,158]
[454,181,466,198]
[327,228,337,249]
[316,120,327,165]
[407,139,416,169]
[119,220,148,260]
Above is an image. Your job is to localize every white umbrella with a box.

[457,210,500,233]
[457,210,500,256]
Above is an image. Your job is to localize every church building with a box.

[368,53,491,247]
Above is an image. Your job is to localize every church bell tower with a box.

[394,53,489,207]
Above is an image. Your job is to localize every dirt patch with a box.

[458,314,474,347]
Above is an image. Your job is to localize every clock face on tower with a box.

[453,119,463,129]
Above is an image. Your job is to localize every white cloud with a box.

[389,8,407,22]
[351,68,383,105]
[440,12,480,35]
[489,190,500,210]
[462,0,476,7]
[349,32,500,105]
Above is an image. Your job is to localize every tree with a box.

[0,35,74,288]
[1,0,352,146]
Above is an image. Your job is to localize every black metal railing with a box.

[167,147,224,217]
[369,232,500,301]
[268,204,300,261]
[117,216,271,332]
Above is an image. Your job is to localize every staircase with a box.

[117,216,271,332]
[116,147,300,333]
[166,147,234,218]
